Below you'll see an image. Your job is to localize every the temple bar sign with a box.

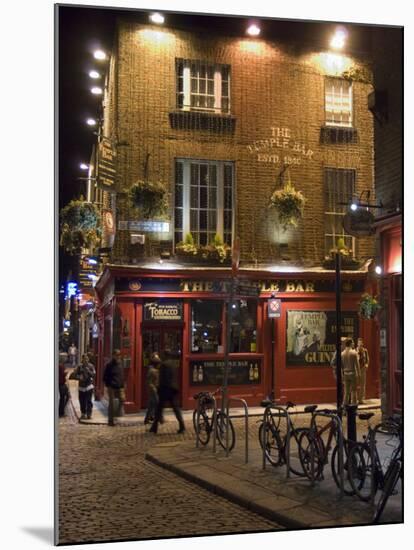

[144,300,183,321]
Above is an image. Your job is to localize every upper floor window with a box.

[325,78,353,127]
[324,168,355,255]
[174,159,234,247]
[176,59,230,114]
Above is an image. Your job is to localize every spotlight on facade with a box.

[375,266,383,275]
[149,12,165,24]
[247,23,261,37]
[89,70,101,79]
[93,49,107,60]
[350,202,358,211]
[91,86,103,95]
[86,118,97,126]
[330,27,347,50]
[80,163,89,170]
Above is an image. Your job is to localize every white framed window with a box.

[325,78,353,127]
[174,159,234,246]
[176,59,230,114]
[324,168,355,255]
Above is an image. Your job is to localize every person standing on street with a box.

[68,342,78,367]
[69,354,96,420]
[150,350,185,435]
[58,360,70,417]
[357,337,369,404]
[144,352,161,425]
[341,338,360,406]
[103,349,125,426]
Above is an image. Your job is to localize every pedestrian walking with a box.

[341,338,360,406]
[330,337,347,380]
[357,337,369,403]
[69,354,96,419]
[68,342,78,367]
[103,349,125,426]
[144,352,161,424]
[150,350,185,435]
[58,360,70,417]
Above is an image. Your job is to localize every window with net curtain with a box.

[174,159,234,247]
[325,77,353,127]
[230,300,257,353]
[324,168,355,255]
[176,59,230,114]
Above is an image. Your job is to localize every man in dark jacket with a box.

[150,350,185,434]
[103,349,125,426]
[58,361,69,417]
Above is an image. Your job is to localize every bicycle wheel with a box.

[298,430,325,480]
[373,459,402,523]
[216,411,236,451]
[331,442,358,495]
[287,428,308,477]
[192,409,211,446]
[258,421,284,467]
[347,442,379,501]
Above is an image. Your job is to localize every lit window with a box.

[325,77,352,127]
[191,300,223,353]
[230,300,257,353]
[176,59,230,114]
[174,159,234,247]
[324,168,355,255]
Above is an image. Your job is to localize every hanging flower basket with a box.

[358,293,382,320]
[59,198,101,254]
[129,180,167,219]
[269,175,306,230]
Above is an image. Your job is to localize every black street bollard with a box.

[346,404,358,442]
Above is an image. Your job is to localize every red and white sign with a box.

[268,298,282,319]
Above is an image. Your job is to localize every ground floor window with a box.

[191,299,223,353]
[230,299,257,353]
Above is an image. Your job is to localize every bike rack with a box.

[195,394,218,454]
[309,410,345,497]
[261,405,292,479]
[226,397,249,463]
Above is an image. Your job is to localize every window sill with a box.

[320,125,358,144]
[169,110,236,134]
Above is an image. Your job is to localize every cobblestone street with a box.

[57,406,283,545]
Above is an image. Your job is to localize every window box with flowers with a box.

[175,233,231,265]
[322,237,360,270]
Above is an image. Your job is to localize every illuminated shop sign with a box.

[143,300,183,322]
[117,278,364,294]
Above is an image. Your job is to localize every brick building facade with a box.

[89,16,380,412]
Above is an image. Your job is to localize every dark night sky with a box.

[57,4,391,283]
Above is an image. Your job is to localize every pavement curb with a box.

[145,450,306,529]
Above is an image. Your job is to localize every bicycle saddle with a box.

[286,401,296,409]
[260,399,273,407]
[359,412,374,421]
[304,405,317,413]
[319,408,337,415]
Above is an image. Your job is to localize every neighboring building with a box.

[90,15,379,411]
[370,26,403,415]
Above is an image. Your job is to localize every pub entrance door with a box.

[141,326,183,407]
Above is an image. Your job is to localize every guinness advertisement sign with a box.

[143,300,183,322]
[343,209,375,237]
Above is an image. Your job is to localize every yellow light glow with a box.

[309,52,352,76]
[238,39,265,55]
[137,28,175,47]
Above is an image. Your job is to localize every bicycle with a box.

[347,414,402,505]
[258,400,308,477]
[192,388,236,451]
[298,406,359,494]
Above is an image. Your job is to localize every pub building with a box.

[87,13,381,412]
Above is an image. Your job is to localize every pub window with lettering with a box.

[230,300,257,353]
[191,300,223,353]
[324,168,355,255]
[325,77,353,127]
[176,59,230,114]
[174,159,234,247]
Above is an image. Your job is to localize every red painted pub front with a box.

[94,265,379,412]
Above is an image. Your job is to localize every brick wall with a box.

[105,19,375,265]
